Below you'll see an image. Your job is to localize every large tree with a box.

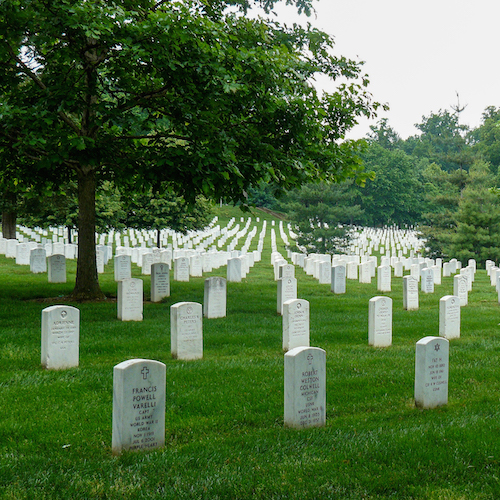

[0,0,381,299]
[446,160,500,266]
[472,106,500,174]
[359,143,426,227]
[402,110,474,172]
[281,180,363,255]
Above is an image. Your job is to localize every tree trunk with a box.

[2,190,17,239]
[2,210,17,239]
[72,168,105,300]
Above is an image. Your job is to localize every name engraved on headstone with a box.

[171,302,203,360]
[368,296,392,347]
[415,336,449,409]
[284,346,326,429]
[151,263,170,302]
[41,305,80,370]
[439,295,460,339]
[117,278,143,321]
[112,359,166,455]
[283,299,310,351]
[203,277,227,319]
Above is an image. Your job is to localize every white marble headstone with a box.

[439,295,460,339]
[112,359,166,455]
[41,305,79,370]
[16,242,31,265]
[368,296,392,347]
[114,254,132,282]
[30,247,47,273]
[453,275,468,306]
[174,257,190,282]
[421,268,434,294]
[359,262,372,284]
[277,277,297,315]
[151,263,170,302]
[203,277,226,319]
[141,252,153,276]
[279,264,295,279]
[377,265,391,292]
[283,299,310,352]
[226,257,242,282]
[403,275,419,311]
[331,264,346,294]
[117,278,143,321]
[171,302,203,360]
[48,254,66,283]
[415,336,449,409]
[284,346,326,429]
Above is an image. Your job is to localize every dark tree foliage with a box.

[0,0,380,299]
[281,181,363,255]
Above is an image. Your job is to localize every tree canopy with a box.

[0,0,381,299]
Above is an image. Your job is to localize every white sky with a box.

[257,0,500,139]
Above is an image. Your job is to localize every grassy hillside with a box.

[1,214,500,499]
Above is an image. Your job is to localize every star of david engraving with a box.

[434,344,440,352]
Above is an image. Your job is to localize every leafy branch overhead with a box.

[0,0,381,196]
[0,0,382,298]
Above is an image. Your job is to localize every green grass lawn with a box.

[1,211,500,499]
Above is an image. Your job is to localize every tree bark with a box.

[72,168,105,300]
[2,190,17,239]
[2,210,17,239]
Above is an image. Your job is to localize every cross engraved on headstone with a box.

[141,367,150,379]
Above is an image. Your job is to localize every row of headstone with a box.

[111,336,449,453]
[116,275,227,322]
[0,238,78,261]
[368,293,461,347]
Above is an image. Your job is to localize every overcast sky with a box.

[257,0,500,140]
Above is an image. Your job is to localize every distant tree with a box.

[418,163,466,259]
[359,143,426,226]
[446,160,500,266]
[281,181,363,254]
[247,182,280,210]
[472,106,500,174]
[123,189,212,247]
[368,118,402,150]
[403,110,474,172]
[20,181,126,236]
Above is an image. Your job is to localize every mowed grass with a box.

[1,216,500,499]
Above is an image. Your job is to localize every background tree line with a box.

[5,105,500,266]
[251,107,500,264]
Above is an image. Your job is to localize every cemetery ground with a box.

[2,210,500,499]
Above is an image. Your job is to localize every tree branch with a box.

[114,132,191,142]
[5,43,82,136]
[117,86,170,112]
